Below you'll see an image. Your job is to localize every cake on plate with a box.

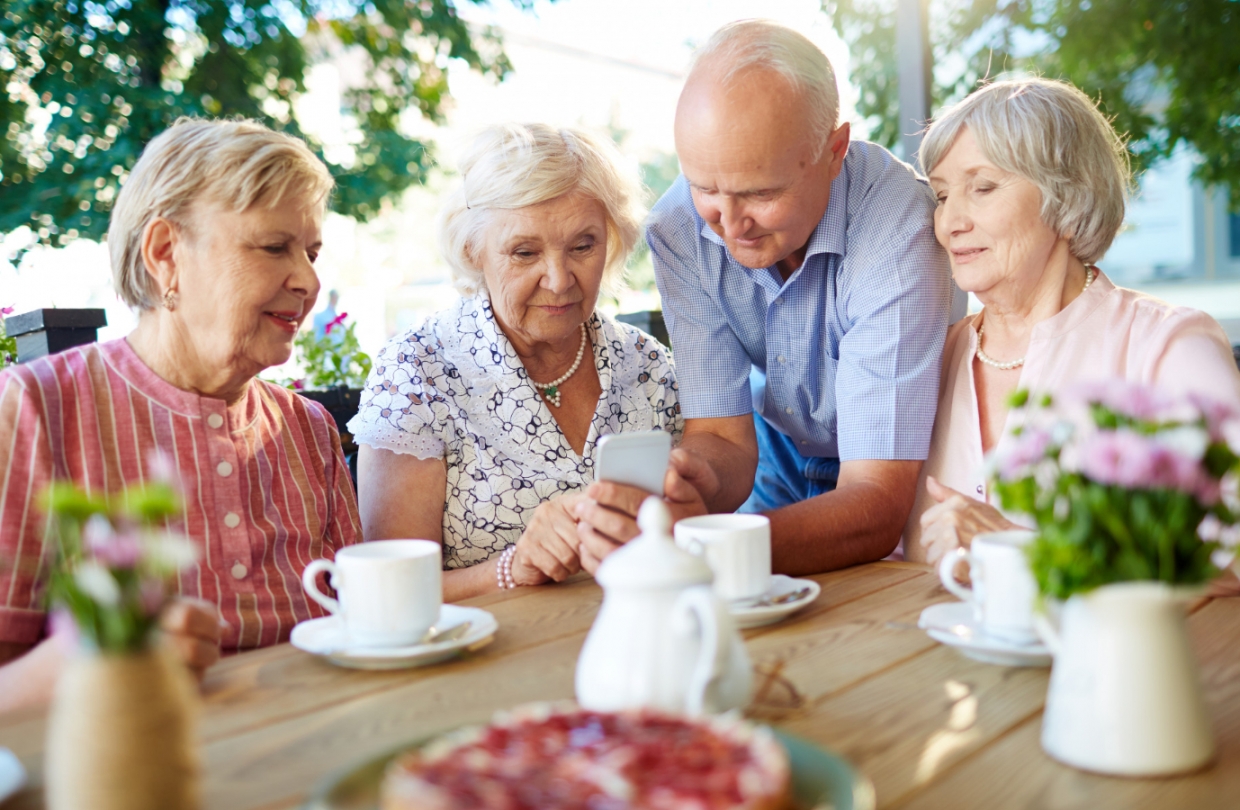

[381,702,790,810]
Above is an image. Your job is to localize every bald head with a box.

[685,20,840,160]
[672,21,849,275]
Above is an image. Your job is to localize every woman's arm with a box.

[357,446,587,602]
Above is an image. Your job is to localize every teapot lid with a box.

[595,498,713,590]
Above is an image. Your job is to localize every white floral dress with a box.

[348,295,683,570]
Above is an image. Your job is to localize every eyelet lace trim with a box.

[351,421,444,460]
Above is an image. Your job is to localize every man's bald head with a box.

[686,19,839,161]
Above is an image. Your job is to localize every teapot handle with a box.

[675,585,728,716]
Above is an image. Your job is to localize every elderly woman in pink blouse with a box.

[903,78,1240,564]
[0,118,361,711]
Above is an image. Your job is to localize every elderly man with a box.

[576,19,952,575]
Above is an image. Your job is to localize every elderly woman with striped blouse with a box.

[0,119,361,712]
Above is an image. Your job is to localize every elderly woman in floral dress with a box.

[902,78,1240,564]
[350,123,684,601]
[0,118,361,711]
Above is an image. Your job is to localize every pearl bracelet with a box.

[496,545,518,590]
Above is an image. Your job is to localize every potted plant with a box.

[286,313,372,475]
[41,462,202,810]
[990,381,1240,776]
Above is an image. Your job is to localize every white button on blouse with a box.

[217,461,233,477]
[224,512,241,528]
[207,413,225,429]
[230,562,248,580]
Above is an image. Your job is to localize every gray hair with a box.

[438,123,645,297]
[690,19,840,160]
[920,78,1132,265]
[109,117,335,310]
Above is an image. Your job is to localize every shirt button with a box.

[784,406,793,415]
[207,413,224,429]
[775,297,784,305]
[230,562,248,580]
[800,440,808,445]
[224,512,241,528]
[217,461,233,477]
[976,485,984,495]
[777,355,786,364]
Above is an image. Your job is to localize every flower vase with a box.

[45,645,200,810]
[1036,582,1214,775]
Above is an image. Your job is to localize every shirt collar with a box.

[697,157,851,265]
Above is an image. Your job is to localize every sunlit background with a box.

[3,0,1238,377]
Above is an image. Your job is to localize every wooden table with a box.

[2,561,1239,808]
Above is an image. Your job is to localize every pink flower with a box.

[1078,428,1218,502]
[324,311,348,335]
[994,428,1053,480]
[0,305,13,316]
[83,515,143,568]
[139,579,167,616]
[292,378,305,390]
[1186,392,1238,441]
[147,449,177,485]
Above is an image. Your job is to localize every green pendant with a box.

[542,385,558,399]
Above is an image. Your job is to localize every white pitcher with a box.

[575,499,752,715]
[1037,581,1214,775]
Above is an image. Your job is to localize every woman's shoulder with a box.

[1098,281,1230,343]
[598,313,675,368]
[0,340,111,406]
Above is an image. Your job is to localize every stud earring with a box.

[162,288,179,311]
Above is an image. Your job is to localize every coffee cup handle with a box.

[937,547,976,604]
[302,559,340,614]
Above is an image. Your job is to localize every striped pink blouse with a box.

[0,338,362,650]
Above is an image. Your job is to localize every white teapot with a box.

[575,498,752,715]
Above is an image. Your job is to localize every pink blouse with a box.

[0,338,362,649]
[902,271,1240,562]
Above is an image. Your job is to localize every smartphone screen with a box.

[596,431,672,496]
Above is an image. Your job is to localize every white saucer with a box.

[918,602,1052,667]
[0,747,25,804]
[290,604,498,670]
[729,575,821,629]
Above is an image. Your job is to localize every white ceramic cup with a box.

[674,514,771,602]
[938,530,1038,645]
[301,539,442,647]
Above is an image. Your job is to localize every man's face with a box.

[675,67,848,275]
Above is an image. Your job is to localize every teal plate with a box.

[303,727,875,810]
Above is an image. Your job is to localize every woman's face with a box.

[173,200,322,376]
[929,127,1062,299]
[477,191,608,352]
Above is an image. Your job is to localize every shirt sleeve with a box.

[0,370,53,645]
[634,332,685,443]
[1149,311,1240,408]
[649,177,754,420]
[347,329,449,460]
[834,180,952,461]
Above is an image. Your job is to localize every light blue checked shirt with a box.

[648,140,952,462]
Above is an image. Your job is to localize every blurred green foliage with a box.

[0,0,526,249]
[825,0,1240,206]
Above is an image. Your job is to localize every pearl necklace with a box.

[976,266,1096,371]
[528,324,588,408]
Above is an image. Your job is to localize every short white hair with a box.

[690,19,840,160]
[438,123,645,297]
[109,117,334,310]
[920,78,1132,265]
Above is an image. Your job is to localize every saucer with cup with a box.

[291,539,498,670]
[920,529,1051,667]
[674,514,820,629]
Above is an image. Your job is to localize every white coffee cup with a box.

[302,540,442,647]
[938,530,1038,645]
[674,514,771,602]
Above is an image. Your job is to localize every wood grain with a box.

[1,563,1237,810]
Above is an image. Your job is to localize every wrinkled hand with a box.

[919,476,1021,564]
[510,493,587,586]
[159,598,224,681]
[575,453,709,575]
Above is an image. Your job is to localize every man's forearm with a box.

[678,428,757,513]
[766,460,921,576]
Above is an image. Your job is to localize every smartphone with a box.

[596,430,672,497]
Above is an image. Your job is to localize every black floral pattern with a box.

[348,295,683,570]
